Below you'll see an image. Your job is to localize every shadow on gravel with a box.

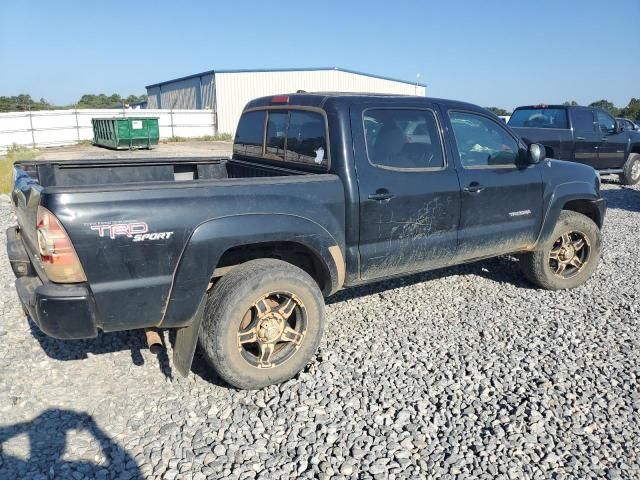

[189,350,231,388]
[165,329,230,388]
[601,186,640,213]
[327,255,533,305]
[27,318,173,380]
[0,409,141,479]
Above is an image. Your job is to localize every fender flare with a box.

[536,181,602,245]
[161,213,344,328]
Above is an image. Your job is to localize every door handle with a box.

[601,138,608,142]
[463,182,484,194]
[576,136,585,141]
[368,189,394,201]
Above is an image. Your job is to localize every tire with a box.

[619,153,640,185]
[520,210,601,290]
[199,259,325,389]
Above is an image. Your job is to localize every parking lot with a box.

[0,179,637,480]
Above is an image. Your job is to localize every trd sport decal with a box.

[88,222,174,241]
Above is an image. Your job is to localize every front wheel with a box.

[199,259,325,389]
[619,153,640,185]
[520,210,602,290]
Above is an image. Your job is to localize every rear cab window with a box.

[233,111,266,157]
[234,108,329,169]
[509,108,568,129]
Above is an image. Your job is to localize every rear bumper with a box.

[7,226,98,339]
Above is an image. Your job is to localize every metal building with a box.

[145,67,426,134]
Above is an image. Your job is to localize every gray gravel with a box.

[0,182,639,480]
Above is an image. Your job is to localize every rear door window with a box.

[363,109,444,169]
[233,110,266,157]
[571,109,595,135]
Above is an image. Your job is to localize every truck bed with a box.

[16,156,305,189]
[11,156,345,335]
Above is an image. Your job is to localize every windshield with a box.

[508,108,568,129]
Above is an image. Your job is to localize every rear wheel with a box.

[520,210,601,290]
[619,153,640,185]
[199,259,325,389]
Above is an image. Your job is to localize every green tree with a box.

[0,94,52,112]
[0,92,147,112]
[75,93,147,108]
[620,98,640,121]
[588,99,619,116]
[486,107,511,116]
[563,100,579,106]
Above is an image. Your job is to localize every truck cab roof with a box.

[244,93,487,115]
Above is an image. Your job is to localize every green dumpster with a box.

[91,117,159,150]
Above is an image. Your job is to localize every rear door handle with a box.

[576,136,585,141]
[368,189,394,201]
[601,138,608,142]
[463,182,484,194]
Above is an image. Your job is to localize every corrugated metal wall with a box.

[158,77,199,109]
[215,70,426,134]
[146,69,426,134]
[200,73,216,109]
[146,86,160,109]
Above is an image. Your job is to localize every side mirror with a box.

[529,143,546,164]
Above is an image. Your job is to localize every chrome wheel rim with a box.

[548,231,590,278]
[237,292,307,369]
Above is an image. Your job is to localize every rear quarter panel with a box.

[41,175,344,332]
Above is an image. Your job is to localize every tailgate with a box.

[11,164,43,260]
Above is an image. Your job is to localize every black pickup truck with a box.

[7,93,606,389]
[508,104,640,185]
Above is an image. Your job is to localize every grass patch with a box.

[164,136,188,143]
[162,133,233,143]
[0,144,40,193]
[205,133,233,141]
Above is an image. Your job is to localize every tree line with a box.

[0,93,147,112]
[488,98,640,120]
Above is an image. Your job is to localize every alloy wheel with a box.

[548,231,590,278]
[236,292,307,369]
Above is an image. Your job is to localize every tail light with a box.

[36,207,87,283]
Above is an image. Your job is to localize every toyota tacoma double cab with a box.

[7,93,606,389]
[508,104,640,185]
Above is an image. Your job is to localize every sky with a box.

[1,0,638,110]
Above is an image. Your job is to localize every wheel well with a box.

[213,241,330,293]
[562,200,602,228]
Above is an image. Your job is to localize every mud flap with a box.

[172,296,206,377]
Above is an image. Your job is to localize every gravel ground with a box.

[0,182,638,480]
